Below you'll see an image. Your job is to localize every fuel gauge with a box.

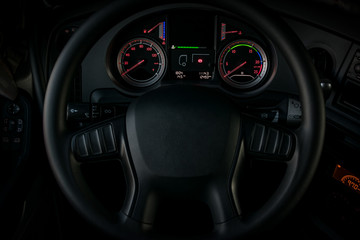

[143,21,166,46]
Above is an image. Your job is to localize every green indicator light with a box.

[228,44,258,53]
[175,46,200,49]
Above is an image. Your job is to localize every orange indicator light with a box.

[333,164,360,194]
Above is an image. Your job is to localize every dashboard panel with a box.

[2,0,358,239]
[85,9,277,99]
[46,3,360,136]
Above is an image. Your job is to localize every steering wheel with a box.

[43,0,325,239]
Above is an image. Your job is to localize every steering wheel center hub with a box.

[126,85,242,178]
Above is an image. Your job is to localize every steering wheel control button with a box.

[248,123,293,160]
[278,133,292,157]
[264,128,279,154]
[287,98,302,125]
[100,106,115,119]
[75,134,89,157]
[67,103,91,121]
[101,125,116,153]
[89,129,102,155]
[250,124,266,152]
[72,124,117,160]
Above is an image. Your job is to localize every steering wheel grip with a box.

[43,0,325,239]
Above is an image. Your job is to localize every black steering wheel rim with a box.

[43,0,325,239]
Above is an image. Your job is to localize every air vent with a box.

[308,47,334,78]
[308,47,334,99]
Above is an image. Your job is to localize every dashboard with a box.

[104,10,275,96]
[1,0,359,239]
[51,3,360,135]
[52,6,306,129]
[60,7,304,128]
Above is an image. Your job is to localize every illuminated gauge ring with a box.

[218,40,269,89]
[341,175,360,193]
[117,38,166,88]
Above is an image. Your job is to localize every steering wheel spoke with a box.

[70,117,124,163]
[205,173,243,224]
[243,116,296,163]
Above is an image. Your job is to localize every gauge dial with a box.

[341,175,360,194]
[218,40,268,89]
[117,38,166,87]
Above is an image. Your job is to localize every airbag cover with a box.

[126,85,241,178]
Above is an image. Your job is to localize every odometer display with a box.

[117,38,166,87]
[218,40,268,89]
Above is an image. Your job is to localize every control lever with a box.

[246,98,302,127]
[286,98,302,126]
[320,78,332,100]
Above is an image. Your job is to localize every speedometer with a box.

[218,39,268,89]
[117,38,166,87]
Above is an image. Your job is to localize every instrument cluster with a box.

[106,10,277,96]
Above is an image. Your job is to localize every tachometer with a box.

[218,39,268,89]
[117,38,166,87]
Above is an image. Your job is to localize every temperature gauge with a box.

[220,23,243,41]
[218,39,268,89]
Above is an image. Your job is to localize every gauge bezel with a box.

[218,39,269,90]
[116,38,167,88]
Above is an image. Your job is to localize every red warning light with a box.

[198,58,203,64]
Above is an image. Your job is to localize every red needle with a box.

[147,22,161,33]
[121,59,145,76]
[224,61,247,78]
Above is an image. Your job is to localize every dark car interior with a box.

[1,0,360,239]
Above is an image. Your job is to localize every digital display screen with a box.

[333,164,360,194]
[170,48,214,80]
[169,13,215,80]
[169,12,214,48]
